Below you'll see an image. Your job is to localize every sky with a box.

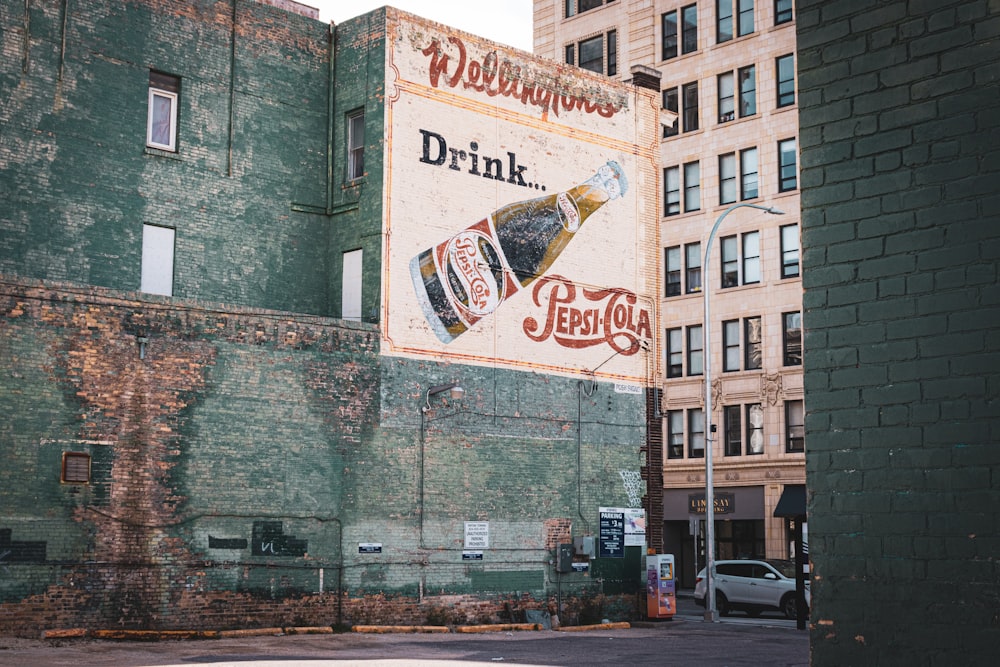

[306,0,535,51]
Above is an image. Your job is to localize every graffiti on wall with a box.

[251,521,308,557]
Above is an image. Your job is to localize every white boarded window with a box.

[342,249,363,321]
[141,224,174,296]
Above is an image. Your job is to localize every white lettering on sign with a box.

[464,521,490,549]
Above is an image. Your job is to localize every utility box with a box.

[556,543,574,573]
[574,535,595,558]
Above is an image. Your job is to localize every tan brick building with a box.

[534,0,803,587]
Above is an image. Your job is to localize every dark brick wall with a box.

[797,1,1000,664]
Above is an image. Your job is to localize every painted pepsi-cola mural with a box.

[382,14,659,383]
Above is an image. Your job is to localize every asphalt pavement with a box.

[0,596,808,667]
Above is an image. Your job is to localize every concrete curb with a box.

[555,622,631,632]
[41,626,334,640]
[40,621,633,640]
[351,625,450,634]
[454,623,543,633]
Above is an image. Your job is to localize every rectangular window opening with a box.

[781,224,800,278]
[342,248,363,321]
[687,324,704,376]
[685,242,702,293]
[662,88,679,138]
[147,71,179,151]
[682,81,699,132]
[718,72,735,123]
[779,138,798,192]
[777,54,795,107]
[667,410,685,459]
[662,11,678,60]
[717,0,733,43]
[141,224,175,297]
[739,65,756,117]
[783,311,802,366]
[746,403,764,454]
[665,246,682,297]
[740,147,759,200]
[689,408,705,458]
[786,400,805,452]
[745,316,762,370]
[62,452,91,484]
[682,5,699,54]
[667,328,684,378]
[684,161,700,212]
[737,0,755,37]
[723,320,740,372]
[664,166,680,215]
[775,0,793,25]
[724,405,742,456]
[347,109,365,181]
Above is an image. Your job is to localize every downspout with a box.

[227,0,237,177]
[22,0,30,74]
[58,0,68,83]
[326,20,337,215]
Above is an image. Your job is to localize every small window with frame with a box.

[62,452,91,484]
[347,109,365,181]
[147,71,180,152]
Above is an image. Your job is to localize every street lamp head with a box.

[423,381,464,412]
[766,207,786,215]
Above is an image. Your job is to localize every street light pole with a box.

[419,382,465,548]
[703,203,783,622]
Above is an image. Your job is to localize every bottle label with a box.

[557,192,580,233]
[446,229,502,316]
[434,217,520,327]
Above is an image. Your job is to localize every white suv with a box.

[694,559,809,619]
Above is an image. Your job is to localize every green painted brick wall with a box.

[798,1,1000,664]
[0,280,645,632]
[0,0,337,315]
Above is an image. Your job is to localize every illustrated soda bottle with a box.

[410,160,628,343]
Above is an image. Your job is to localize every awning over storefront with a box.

[773,484,806,518]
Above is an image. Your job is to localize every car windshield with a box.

[766,559,796,578]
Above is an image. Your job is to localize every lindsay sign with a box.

[523,275,652,354]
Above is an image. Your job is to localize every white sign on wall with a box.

[464,521,490,549]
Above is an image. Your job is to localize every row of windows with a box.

[146,71,366,182]
[565,0,613,18]
[565,30,618,76]
[665,223,799,297]
[665,310,801,378]
[662,0,794,61]
[663,139,797,216]
[662,54,795,137]
[665,399,803,460]
[140,222,364,320]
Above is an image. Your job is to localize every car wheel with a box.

[781,594,804,620]
[716,592,731,617]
